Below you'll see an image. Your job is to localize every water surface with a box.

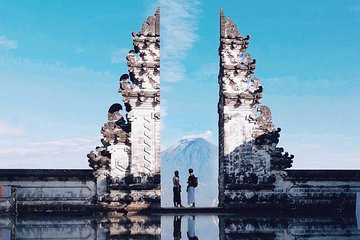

[1,212,360,239]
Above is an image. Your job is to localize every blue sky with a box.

[0,0,359,169]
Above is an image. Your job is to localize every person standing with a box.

[173,170,183,207]
[187,168,197,207]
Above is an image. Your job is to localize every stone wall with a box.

[222,170,360,211]
[283,170,360,210]
[0,169,96,212]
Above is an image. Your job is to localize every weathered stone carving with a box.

[218,10,293,207]
[127,9,160,95]
[87,102,131,200]
[88,8,160,212]
[88,104,130,171]
[120,7,160,184]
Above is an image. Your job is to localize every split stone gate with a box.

[86,9,360,212]
[0,8,359,214]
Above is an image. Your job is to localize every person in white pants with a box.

[187,168,196,207]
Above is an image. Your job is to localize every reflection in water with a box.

[219,215,360,240]
[0,214,161,240]
[187,216,198,240]
[162,214,217,240]
[1,212,360,239]
[357,192,360,229]
[0,229,10,240]
[173,216,182,240]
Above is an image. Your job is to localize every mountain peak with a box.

[163,137,216,155]
[161,137,218,207]
[180,137,210,144]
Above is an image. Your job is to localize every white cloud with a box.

[195,62,218,81]
[181,130,213,142]
[75,47,84,53]
[161,0,200,82]
[260,76,358,97]
[0,55,114,82]
[0,137,98,156]
[0,55,117,168]
[0,35,17,50]
[288,142,360,169]
[0,137,100,169]
[279,132,360,169]
[111,48,128,64]
[161,61,185,82]
[144,2,159,19]
[0,121,27,137]
[161,85,173,92]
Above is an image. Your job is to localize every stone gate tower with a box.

[88,9,160,212]
[218,10,293,208]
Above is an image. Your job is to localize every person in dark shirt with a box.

[187,168,196,207]
[173,170,183,207]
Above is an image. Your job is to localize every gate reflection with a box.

[1,212,360,239]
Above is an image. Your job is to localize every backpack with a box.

[192,176,198,188]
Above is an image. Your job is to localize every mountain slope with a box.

[161,137,218,207]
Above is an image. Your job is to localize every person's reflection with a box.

[356,192,360,230]
[187,215,198,240]
[173,215,182,240]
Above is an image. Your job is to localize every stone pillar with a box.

[88,9,160,212]
[218,10,293,208]
[127,102,160,179]
[121,8,160,212]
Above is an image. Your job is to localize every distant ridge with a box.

[161,137,218,207]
